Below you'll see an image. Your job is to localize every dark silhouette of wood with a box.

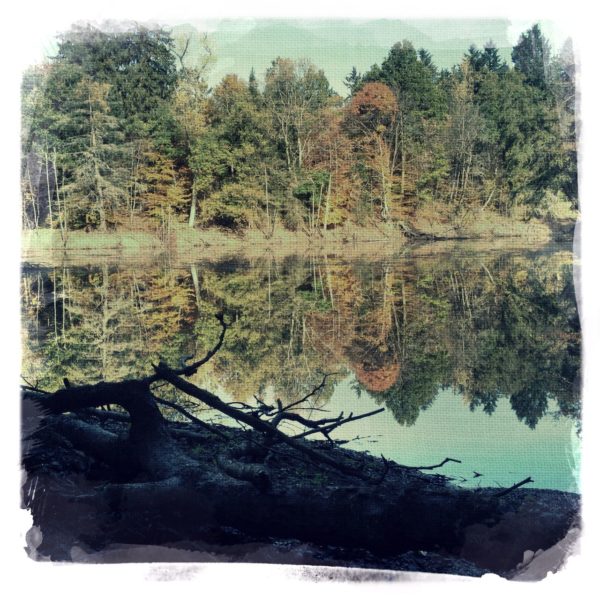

[494,477,534,497]
[396,457,462,471]
[153,365,385,482]
[154,397,228,439]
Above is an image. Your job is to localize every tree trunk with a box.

[52,148,68,246]
[322,173,332,233]
[26,163,39,229]
[264,166,270,234]
[190,264,201,313]
[89,96,107,233]
[44,147,54,228]
[188,185,197,228]
[399,114,406,199]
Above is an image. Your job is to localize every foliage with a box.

[200,183,263,230]
[21,22,578,233]
[512,24,551,91]
[22,252,580,431]
[55,24,178,123]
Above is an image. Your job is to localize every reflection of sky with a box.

[205,375,579,493]
[315,377,580,493]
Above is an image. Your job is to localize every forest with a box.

[21,22,577,240]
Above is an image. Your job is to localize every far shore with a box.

[21,213,575,266]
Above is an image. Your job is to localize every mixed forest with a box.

[21,23,577,239]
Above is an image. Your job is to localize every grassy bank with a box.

[22,206,575,264]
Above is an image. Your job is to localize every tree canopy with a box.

[21,22,577,234]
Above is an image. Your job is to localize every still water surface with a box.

[21,243,580,491]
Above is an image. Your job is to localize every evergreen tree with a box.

[511,24,551,91]
[343,66,361,96]
[362,41,446,199]
[467,42,507,75]
[55,24,178,124]
[248,67,260,102]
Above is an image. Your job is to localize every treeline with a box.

[21,23,577,235]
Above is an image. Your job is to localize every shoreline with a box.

[21,213,575,266]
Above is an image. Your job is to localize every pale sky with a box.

[24,16,572,69]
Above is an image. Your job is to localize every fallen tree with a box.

[21,315,580,577]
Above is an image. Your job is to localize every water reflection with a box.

[21,246,580,489]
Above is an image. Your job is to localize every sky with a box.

[21,17,574,96]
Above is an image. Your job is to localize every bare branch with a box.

[21,384,50,395]
[254,395,276,415]
[21,375,50,395]
[330,433,381,447]
[494,477,534,497]
[270,409,346,429]
[292,407,385,440]
[150,313,229,380]
[173,34,191,70]
[371,454,389,485]
[396,457,462,471]
[154,397,228,440]
[227,400,262,411]
[153,365,381,482]
[282,372,339,412]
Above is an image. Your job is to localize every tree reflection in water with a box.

[21,247,580,435]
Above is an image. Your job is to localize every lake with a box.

[21,242,581,492]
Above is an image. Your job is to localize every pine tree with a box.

[512,24,551,91]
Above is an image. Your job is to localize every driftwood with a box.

[21,315,580,575]
[495,477,535,497]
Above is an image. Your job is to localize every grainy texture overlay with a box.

[20,18,580,580]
